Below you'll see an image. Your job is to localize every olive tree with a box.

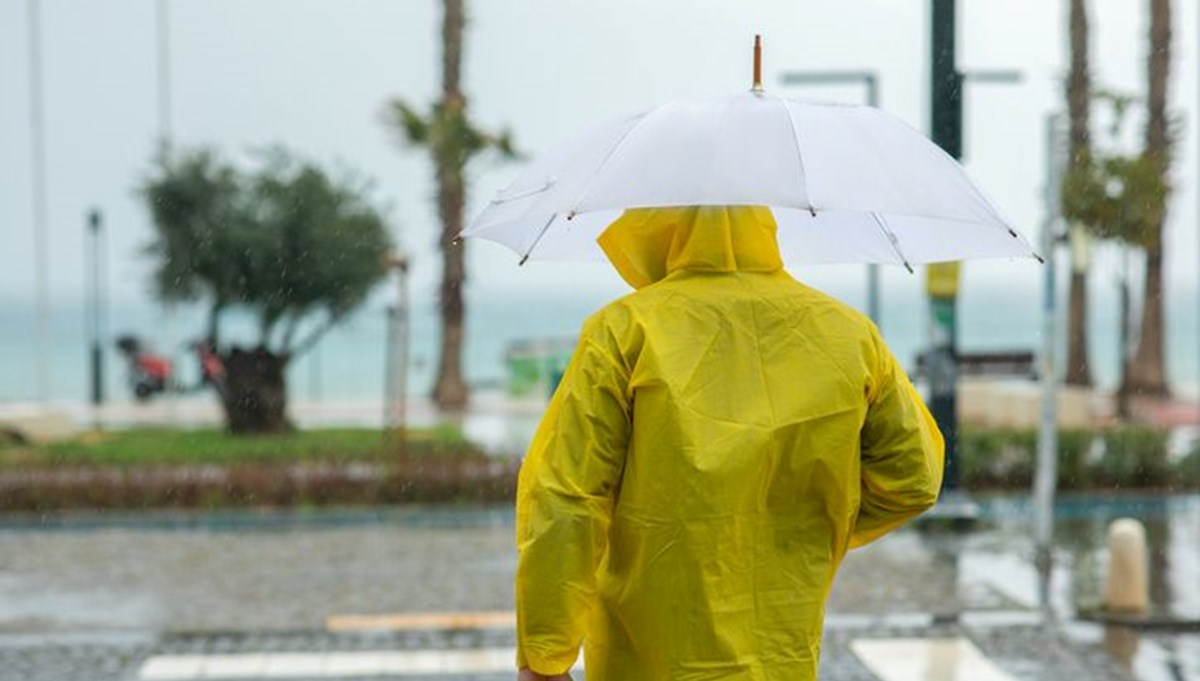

[142,148,393,433]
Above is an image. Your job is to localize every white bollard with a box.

[1104,518,1149,614]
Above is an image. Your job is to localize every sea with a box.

[2,272,1198,408]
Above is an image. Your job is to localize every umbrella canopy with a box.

[465,92,1039,270]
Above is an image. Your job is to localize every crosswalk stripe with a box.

[850,637,1020,681]
[140,648,520,679]
[326,611,516,632]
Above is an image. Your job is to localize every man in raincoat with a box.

[516,206,944,680]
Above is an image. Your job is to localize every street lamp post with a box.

[156,0,180,422]
[779,70,883,328]
[384,253,411,449]
[928,0,1021,507]
[928,0,965,502]
[1035,114,1066,615]
[86,209,107,429]
[27,0,50,404]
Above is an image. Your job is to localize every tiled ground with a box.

[0,507,1193,680]
[0,620,1155,681]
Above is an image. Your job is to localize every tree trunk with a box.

[1124,0,1171,398]
[1064,0,1093,387]
[219,347,292,434]
[432,182,469,410]
[1066,269,1093,386]
[1125,245,1169,397]
[431,0,470,411]
[1067,0,1090,157]
[1115,258,1134,418]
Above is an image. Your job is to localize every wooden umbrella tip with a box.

[752,35,764,92]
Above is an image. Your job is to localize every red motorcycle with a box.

[115,335,225,402]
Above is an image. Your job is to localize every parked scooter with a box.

[114,335,225,402]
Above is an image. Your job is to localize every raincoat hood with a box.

[597,205,784,289]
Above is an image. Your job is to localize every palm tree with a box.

[1064,0,1094,387]
[385,0,516,410]
[1122,0,1172,398]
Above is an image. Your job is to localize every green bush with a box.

[1057,429,1095,488]
[959,428,1035,489]
[1095,427,1170,488]
[1177,448,1200,488]
[959,426,1177,491]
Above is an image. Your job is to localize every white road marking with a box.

[851,638,1020,681]
[139,648,584,679]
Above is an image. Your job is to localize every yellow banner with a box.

[925,262,962,299]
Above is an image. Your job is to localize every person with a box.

[515,206,945,680]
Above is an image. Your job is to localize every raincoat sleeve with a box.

[515,318,631,675]
[850,331,945,549]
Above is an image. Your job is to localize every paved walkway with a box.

[21,385,1200,449]
[0,619,1152,681]
[0,508,1192,680]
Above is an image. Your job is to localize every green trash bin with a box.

[505,338,576,399]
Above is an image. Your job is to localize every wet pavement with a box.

[0,497,1197,680]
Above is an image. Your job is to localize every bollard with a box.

[1104,518,1149,613]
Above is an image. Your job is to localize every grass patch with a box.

[0,426,515,511]
[0,426,482,469]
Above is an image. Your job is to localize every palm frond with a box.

[386,100,431,146]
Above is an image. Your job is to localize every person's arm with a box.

[515,322,630,675]
[850,333,945,549]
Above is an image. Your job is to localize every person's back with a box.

[516,206,944,681]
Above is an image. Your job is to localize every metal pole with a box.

[384,254,411,444]
[395,257,410,441]
[929,0,963,494]
[156,0,171,143]
[926,3,1022,502]
[98,206,108,417]
[87,209,106,428]
[1035,113,1064,615]
[401,277,410,434]
[778,70,883,328]
[27,0,50,403]
[156,0,180,419]
[1117,251,1132,419]
[864,76,882,328]
[931,0,964,159]
[384,306,396,428]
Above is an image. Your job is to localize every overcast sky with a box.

[1,0,1197,314]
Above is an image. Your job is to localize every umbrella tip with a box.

[752,35,764,93]
[1032,252,1046,264]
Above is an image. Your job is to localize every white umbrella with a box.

[466,55,1038,271]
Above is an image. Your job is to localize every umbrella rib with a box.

[772,94,816,215]
[518,213,558,265]
[870,212,914,273]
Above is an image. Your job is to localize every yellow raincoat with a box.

[516,206,944,680]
